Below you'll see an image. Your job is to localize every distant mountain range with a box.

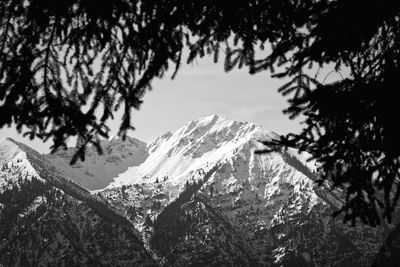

[0,115,398,266]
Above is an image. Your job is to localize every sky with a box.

[0,55,307,154]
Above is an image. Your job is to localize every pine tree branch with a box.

[43,16,58,97]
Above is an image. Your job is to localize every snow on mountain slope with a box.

[102,115,386,266]
[1,115,389,266]
[45,136,148,190]
[111,115,278,187]
[0,138,155,266]
[0,138,44,189]
[108,115,320,215]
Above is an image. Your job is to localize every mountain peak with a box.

[111,115,276,186]
[0,138,43,163]
[0,138,45,189]
[196,114,224,123]
[177,114,260,139]
[188,114,235,127]
[0,138,24,163]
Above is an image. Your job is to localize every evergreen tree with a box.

[1,0,399,224]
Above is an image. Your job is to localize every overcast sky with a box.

[0,55,306,154]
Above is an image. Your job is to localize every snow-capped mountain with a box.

[111,115,278,186]
[45,136,148,190]
[1,115,395,266]
[101,115,387,266]
[0,138,45,189]
[0,138,154,266]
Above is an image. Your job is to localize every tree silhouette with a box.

[0,0,184,163]
[1,0,399,224]
[255,0,400,226]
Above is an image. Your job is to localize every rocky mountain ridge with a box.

[100,115,388,266]
[0,138,154,266]
[1,115,397,266]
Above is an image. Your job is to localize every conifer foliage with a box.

[0,0,184,163]
[1,0,400,224]
[255,0,400,226]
